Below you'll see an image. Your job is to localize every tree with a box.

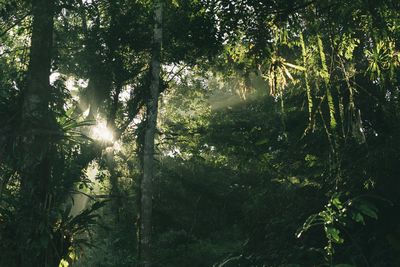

[18,0,56,265]
[139,1,163,266]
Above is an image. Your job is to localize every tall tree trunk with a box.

[18,0,55,266]
[23,0,54,120]
[139,1,162,266]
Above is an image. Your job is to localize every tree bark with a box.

[23,0,54,122]
[139,1,162,266]
[18,0,55,266]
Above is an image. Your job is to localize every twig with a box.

[0,13,30,39]
[166,63,189,83]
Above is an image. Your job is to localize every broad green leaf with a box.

[359,204,378,219]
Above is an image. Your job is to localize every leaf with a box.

[296,214,320,238]
[352,212,365,224]
[171,0,180,7]
[255,138,268,145]
[359,204,378,219]
[283,62,306,71]
[59,259,69,267]
[332,197,343,209]
[326,226,343,243]
[283,66,294,81]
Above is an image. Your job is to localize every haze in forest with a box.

[1,0,400,266]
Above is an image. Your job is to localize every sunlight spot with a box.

[113,140,122,152]
[77,78,88,88]
[59,258,69,267]
[91,121,114,142]
[50,72,60,85]
[119,85,132,102]
[165,147,181,158]
[82,108,90,117]
[66,78,75,91]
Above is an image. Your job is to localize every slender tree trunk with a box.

[106,148,121,223]
[107,81,122,223]
[139,1,162,266]
[19,0,55,266]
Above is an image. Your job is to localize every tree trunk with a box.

[23,0,54,122]
[139,1,162,266]
[106,148,121,223]
[18,0,55,266]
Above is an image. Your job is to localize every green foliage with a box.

[1,0,400,266]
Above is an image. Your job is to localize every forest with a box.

[1,0,400,266]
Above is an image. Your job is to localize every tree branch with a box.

[0,13,30,39]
